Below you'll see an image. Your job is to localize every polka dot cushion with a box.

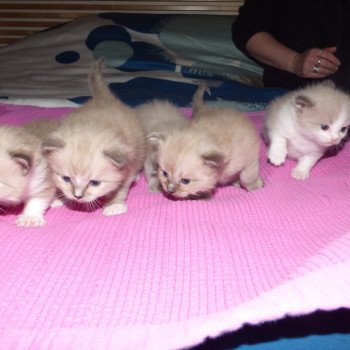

[0,12,285,109]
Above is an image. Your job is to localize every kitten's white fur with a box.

[153,85,264,199]
[264,81,350,179]
[135,99,190,192]
[42,60,146,215]
[0,119,58,226]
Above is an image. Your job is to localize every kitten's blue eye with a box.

[162,171,168,178]
[321,124,329,130]
[62,176,71,183]
[340,126,347,133]
[89,180,100,187]
[181,178,190,185]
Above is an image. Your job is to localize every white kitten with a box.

[135,99,190,192]
[0,119,58,226]
[152,85,264,199]
[42,60,146,215]
[264,81,350,179]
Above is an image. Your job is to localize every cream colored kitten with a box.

[135,99,190,192]
[264,81,350,179]
[0,119,58,226]
[152,85,264,199]
[42,60,146,215]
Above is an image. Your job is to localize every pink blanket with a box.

[1,103,349,350]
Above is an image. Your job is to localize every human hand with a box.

[292,47,340,78]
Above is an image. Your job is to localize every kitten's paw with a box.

[291,167,310,180]
[267,148,286,166]
[50,198,64,208]
[16,214,46,227]
[232,180,241,188]
[245,177,264,191]
[148,180,161,193]
[103,203,128,216]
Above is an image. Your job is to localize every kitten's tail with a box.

[191,83,209,116]
[88,58,115,101]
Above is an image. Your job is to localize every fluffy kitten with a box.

[152,85,264,199]
[42,60,146,215]
[135,99,190,192]
[264,81,350,179]
[0,119,58,226]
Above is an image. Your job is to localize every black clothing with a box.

[232,0,350,91]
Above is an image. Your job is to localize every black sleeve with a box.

[231,0,282,56]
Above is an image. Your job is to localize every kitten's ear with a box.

[147,132,165,145]
[147,132,165,152]
[104,149,127,169]
[42,136,65,155]
[294,95,314,113]
[201,152,225,169]
[9,151,33,176]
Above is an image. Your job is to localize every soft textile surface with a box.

[0,103,349,350]
[0,13,286,110]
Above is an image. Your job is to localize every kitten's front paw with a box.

[16,214,46,227]
[50,198,64,208]
[291,167,310,180]
[245,177,265,191]
[103,203,128,216]
[267,148,286,166]
[232,180,241,188]
[148,179,161,193]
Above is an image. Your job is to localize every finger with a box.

[323,46,337,53]
[311,65,335,78]
[318,48,341,66]
[315,57,339,73]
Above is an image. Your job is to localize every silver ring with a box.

[313,65,320,73]
[316,58,321,66]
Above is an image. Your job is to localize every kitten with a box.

[135,99,190,192]
[0,119,58,226]
[152,85,264,199]
[42,59,146,215]
[264,80,350,179]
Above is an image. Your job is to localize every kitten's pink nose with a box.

[331,137,339,144]
[167,183,177,193]
[73,188,83,199]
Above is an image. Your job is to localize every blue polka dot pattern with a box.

[55,51,80,64]
[92,40,133,67]
[85,20,174,72]
[86,25,131,51]
[40,13,268,109]
[117,42,174,72]
[109,77,199,106]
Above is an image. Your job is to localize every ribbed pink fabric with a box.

[0,103,349,350]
